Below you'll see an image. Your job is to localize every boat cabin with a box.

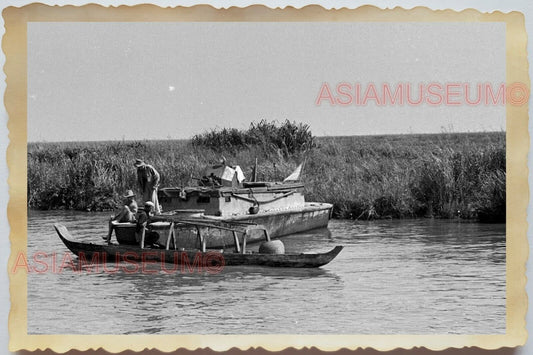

[158,164,306,217]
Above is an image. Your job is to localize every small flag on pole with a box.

[283,163,303,182]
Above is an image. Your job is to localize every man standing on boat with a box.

[134,159,161,214]
[104,189,138,244]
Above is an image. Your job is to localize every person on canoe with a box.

[104,189,138,244]
[136,201,159,247]
[134,159,161,214]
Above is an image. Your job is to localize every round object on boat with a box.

[249,205,259,215]
[259,240,285,254]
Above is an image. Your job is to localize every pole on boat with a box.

[232,231,241,253]
[140,228,146,249]
[252,158,258,182]
[242,233,248,254]
[165,222,175,250]
[194,225,206,253]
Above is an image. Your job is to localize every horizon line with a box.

[27,130,506,144]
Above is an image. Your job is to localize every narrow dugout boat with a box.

[54,222,343,268]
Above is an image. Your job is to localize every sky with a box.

[27,22,506,142]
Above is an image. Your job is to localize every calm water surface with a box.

[27,210,505,334]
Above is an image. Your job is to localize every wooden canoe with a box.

[54,224,343,268]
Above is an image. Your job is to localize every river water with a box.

[27,210,505,334]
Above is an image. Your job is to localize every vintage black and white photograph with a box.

[6,5,528,351]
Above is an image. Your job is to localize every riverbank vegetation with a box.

[28,122,505,222]
[192,119,315,156]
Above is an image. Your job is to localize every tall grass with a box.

[302,133,505,222]
[191,119,315,156]
[28,130,506,222]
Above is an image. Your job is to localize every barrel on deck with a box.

[259,240,285,254]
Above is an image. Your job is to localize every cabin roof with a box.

[160,182,304,197]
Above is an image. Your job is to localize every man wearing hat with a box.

[136,201,159,247]
[134,159,161,214]
[105,189,138,243]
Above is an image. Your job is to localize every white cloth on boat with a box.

[204,165,245,187]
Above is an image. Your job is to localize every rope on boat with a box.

[230,190,295,205]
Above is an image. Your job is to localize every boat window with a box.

[197,196,210,204]
[225,196,231,202]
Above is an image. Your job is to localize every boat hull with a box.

[151,202,333,248]
[54,224,343,268]
[223,202,332,237]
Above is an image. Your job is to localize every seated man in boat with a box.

[136,201,160,247]
[104,189,138,244]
